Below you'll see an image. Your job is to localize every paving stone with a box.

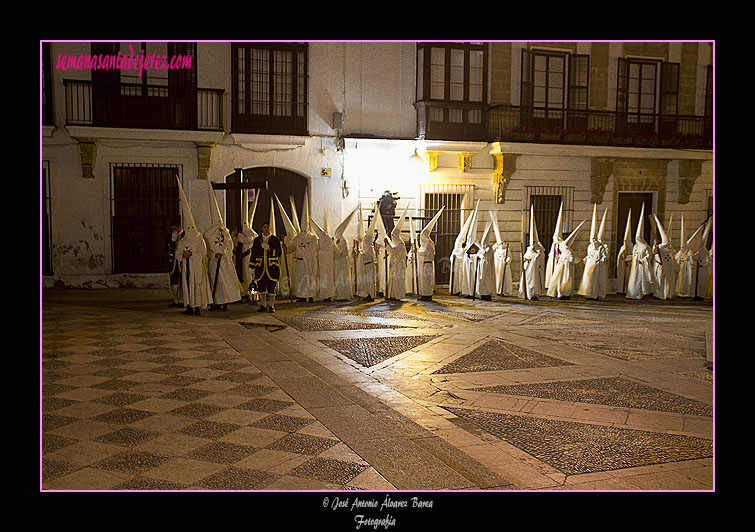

[197,466,278,490]
[474,376,712,416]
[433,338,573,374]
[320,335,439,367]
[445,407,713,476]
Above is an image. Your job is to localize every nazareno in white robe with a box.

[385,236,407,300]
[417,238,436,298]
[475,244,496,298]
[519,243,545,299]
[548,243,578,299]
[292,230,318,299]
[494,243,513,296]
[204,224,242,305]
[315,235,336,301]
[236,226,255,291]
[356,235,376,299]
[578,240,608,300]
[626,239,655,299]
[178,230,213,309]
[653,242,677,300]
[616,242,633,294]
[333,237,353,300]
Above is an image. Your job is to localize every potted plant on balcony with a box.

[611,130,633,146]
[633,131,659,147]
[508,124,536,141]
[538,127,563,142]
[586,129,612,145]
[563,129,587,143]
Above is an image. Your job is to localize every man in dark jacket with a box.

[250,222,282,313]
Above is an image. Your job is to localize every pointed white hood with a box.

[563,219,587,248]
[268,197,276,236]
[653,214,670,247]
[597,208,608,244]
[635,203,647,245]
[289,196,301,234]
[529,204,541,248]
[357,202,365,242]
[274,193,297,239]
[391,203,409,244]
[177,177,199,235]
[206,180,224,229]
[553,202,564,244]
[335,206,358,240]
[300,191,310,233]
[455,200,477,249]
[622,209,633,248]
[309,216,327,241]
[490,210,503,246]
[679,214,686,251]
[421,206,445,247]
[589,204,598,243]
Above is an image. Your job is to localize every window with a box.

[416,43,488,141]
[521,48,589,130]
[232,42,308,135]
[418,42,487,103]
[617,57,679,135]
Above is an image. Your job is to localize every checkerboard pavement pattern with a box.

[41,305,394,491]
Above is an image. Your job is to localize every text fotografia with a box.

[324,494,434,529]
[55,46,192,78]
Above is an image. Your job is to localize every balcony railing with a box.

[488,104,712,149]
[64,80,224,131]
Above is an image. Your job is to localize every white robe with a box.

[385,237,407,300]
[449,242,466,295]
[494,244,513,296]
[578,240,608,299]
[315,235,336,301]
[204,224,242,305]
[519,244,545,299]
[626,240,655,299]
[236,227,255,292]
[653,243,677,300]
[417,238,436,298]
[476,245,496,298]
[461,245,478,297]
[678,247,711,299]
[616,243,633,294]
[333,237,353,300]
[292,231,319,299]
[356,236,376,299]
[548,244,578,299]
[177,231,213,309]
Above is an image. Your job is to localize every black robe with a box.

[250,234,282,283]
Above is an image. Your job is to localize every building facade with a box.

[41,40,714,292]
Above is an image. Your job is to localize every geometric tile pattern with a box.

[415,300,499,322]
[274,315,408,332]
[473,376,713,416]
[445,407,713,476]
[433,338,573,374]
[40,307,377,491]
[319,335,440,368]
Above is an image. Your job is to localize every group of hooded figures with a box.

[168,179,449,315]
[449,199,712,303]
[449,202,712,300]
[169,177,713,316]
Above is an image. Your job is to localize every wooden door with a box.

[616,192,653,249]
[111,165,180,274]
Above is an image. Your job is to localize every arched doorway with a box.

[218,166,309,240]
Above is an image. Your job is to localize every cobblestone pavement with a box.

[41,288,714,492]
